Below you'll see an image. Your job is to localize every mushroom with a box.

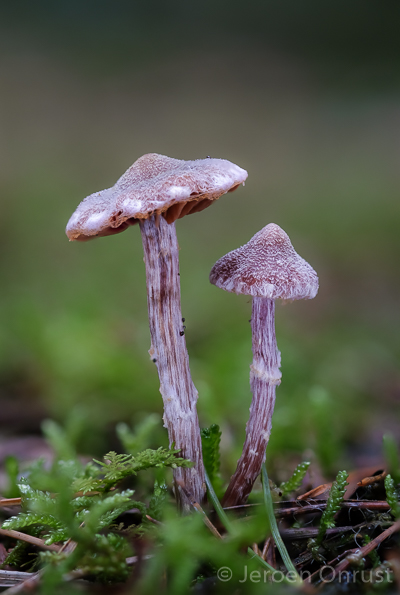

[209,223,318,507]
[66,153,248,509]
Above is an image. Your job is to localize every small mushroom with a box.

[209,223,318,507]
[66,153,247,509]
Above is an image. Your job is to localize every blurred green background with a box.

[0,1,399,478]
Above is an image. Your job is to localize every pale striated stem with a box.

[139,215,205,510]
[222,297,281,507]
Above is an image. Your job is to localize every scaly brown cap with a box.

[66,153,248,241]
[209,223,319,300]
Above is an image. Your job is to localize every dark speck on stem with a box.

[180,331,185,336]
[152,358,157,363]
[182,317,185,322]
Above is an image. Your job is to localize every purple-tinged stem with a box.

[139,215,205,510]
[222,296,281,507]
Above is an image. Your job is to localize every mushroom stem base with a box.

[139,215,205,510]
[222,297,281,508]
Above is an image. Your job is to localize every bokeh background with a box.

[1,1,399,479]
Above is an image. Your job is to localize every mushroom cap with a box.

[66,153,248,241]
[209,223,319,300]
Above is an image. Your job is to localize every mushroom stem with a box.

[139,214,205,510]
[222,296,281,507]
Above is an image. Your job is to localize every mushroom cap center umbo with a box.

[209,223,319,301]
[66,153,248,241]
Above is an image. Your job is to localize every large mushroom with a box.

[209,223,318,507]
[66,153,248,509]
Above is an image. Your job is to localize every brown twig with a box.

[261,536,272,561]
[305,519,400,584]
[297,485,331,500]
[0,492,102,510]
[224,499,391,518]
[0,571,33,588]
[0,499,22,508]
[0,529,60,552]
[279,525,356,539]
[58,537,77,555]
[3,571,42,594]
[265,537,276,570]
[275,500,390,519]
[146,514,162,526]
[176,481,222,539]
[357,471,387,487]
[332,520,400,577]
[252,542,262,557]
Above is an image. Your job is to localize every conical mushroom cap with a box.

[66,153,248,241]
[209,223,319,300]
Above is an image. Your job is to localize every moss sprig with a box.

[317,470,348,545]
[279,461,310,498]
[1,439,193,586]
[384,474,400,519]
